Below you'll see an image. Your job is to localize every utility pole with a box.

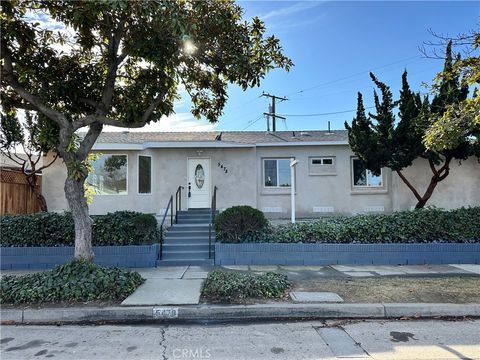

[262,92,287,132]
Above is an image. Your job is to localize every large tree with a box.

[423,33,479,153]
[1,1,292,260]
[0,110,59,211]
[345,43,474,209]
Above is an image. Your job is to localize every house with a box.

[42,130,480,218]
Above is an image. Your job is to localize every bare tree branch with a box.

[96,18,126,115]
[37,153,59,172]
[0,150,24,167]
[1,42,69,127]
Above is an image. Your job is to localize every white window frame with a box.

[351,158,383,188]
[311,157,335,165]
[137,154,152,195]
[263,158,292,188]
[88,153,128,196]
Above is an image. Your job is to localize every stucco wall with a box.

[42,144,479,216]
[391,157,480,211]
[255,145,392,218]
[42,147,257,215]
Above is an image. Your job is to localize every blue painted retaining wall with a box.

[0,244,159,270]
[214,243,480,266]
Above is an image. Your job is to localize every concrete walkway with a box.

[222,264,480,277]
[121,266,211,306]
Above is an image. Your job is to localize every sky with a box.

[149,0,478,133]
[25,1,480,133]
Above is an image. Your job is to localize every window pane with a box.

[264,160,277,187]
[87,154,127,195]
[322,158,333,165]
[138,156,151,194]
[278,159,291,187]
[353,159,367,186]
[312,159,322,165]
[367,170,382,186]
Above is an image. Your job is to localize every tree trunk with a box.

[25,173,48,212]
[396,156,452,209]
[64,176,94,261]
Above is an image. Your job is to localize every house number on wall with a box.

[195,164,205,188]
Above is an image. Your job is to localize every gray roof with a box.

[95,130,348,145]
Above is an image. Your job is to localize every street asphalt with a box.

[1,319,479,360]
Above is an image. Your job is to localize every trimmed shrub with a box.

[266,207,480,244]
[214,205,269,243]
[0,211,159,247]
[201,270,290,302]
[0,260,144,304]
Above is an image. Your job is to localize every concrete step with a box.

[162,250,211,260]
[169,224,210,230]
[164,236,213,244]
[177,212,212,218]
[156,259,214,266]
[177,218,211,224]
[163,243,210,252]
[166,230,211,238]
[178,209,211,214]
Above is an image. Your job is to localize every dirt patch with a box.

[293,276,480,303]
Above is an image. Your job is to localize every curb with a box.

[1,303,479,324]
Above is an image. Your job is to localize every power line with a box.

[242,115,264,130]
[287,55,421,96]
[278,106,375,117]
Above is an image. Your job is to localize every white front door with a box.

[188,158,210,209]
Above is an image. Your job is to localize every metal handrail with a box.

[208,186,218,259]
[158,186,184,260]
[175,186,184,224]
[159,195,173,260]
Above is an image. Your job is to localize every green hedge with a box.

[0,211,159,247]
[218,207,480,244]
[201,270,290,303]
[0,260,144,304]
[214,205,269,243]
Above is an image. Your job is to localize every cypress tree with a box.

[345,44,474,208]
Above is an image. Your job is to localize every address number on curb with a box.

[153,307,179,319]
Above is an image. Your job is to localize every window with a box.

[352,158,382,187]
[87,154,128,195]
[311,157,334,165]
[309,156,336,175]
[264,159,291,187]
[138,155,152,194]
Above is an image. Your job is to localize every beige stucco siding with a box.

[391,157,480,211]
[42,144,479,216]
[255,145,392,218]
[42,147,258,215]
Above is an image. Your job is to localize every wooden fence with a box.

[0,168,42,215]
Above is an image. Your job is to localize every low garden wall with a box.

[0,244,160,269]
[0,211,161,269]
[214,243,480,266]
